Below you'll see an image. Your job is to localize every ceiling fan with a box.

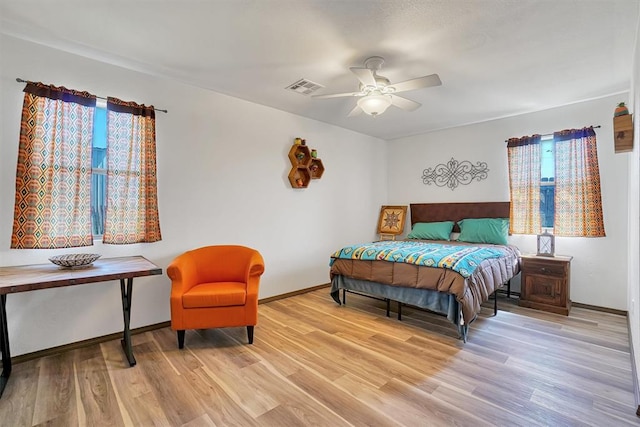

[312,56,441,117]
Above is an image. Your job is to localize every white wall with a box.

[627,12,640,405]
[388,95,630,310]
[0,35,388,356]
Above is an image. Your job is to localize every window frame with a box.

[91,99,108,239]
[540,135,555,231]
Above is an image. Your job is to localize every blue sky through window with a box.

[540,137,554,180]
[92,106,107,169]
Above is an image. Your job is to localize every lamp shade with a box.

[357,93,392,116]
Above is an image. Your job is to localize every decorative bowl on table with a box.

[49,253,101,269]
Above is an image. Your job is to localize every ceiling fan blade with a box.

[312,91,363,99]
[347,104,363,117]
[349,67,377,87]
[390,94,421,111]
[390,74,442,93]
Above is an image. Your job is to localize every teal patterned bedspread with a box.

[330,241,506,278]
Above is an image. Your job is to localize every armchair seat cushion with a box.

[182,282,247,308]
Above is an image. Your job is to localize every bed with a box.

[329,202,521,341]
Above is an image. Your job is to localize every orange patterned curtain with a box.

[103,97,162,244]
[507,135,542,234]
[11,83,96,249]
[553,127,605,237]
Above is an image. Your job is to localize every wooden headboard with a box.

[410,202,510,232]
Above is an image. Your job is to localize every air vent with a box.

[285,79,324,96]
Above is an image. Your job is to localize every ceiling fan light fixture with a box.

[313,56,441,117]
[357,94,392,116]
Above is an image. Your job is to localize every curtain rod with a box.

[16,78,168,113]
[505,125,601,142]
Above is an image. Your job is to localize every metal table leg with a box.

[0,294,12,398]
[119,278,136,366]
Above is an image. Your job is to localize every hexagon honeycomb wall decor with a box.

[287,139,324,188]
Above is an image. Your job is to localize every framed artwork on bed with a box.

[377,205,408,240]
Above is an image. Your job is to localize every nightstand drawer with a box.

[523,260,567,277]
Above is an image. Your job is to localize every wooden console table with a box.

[0,256,162,398]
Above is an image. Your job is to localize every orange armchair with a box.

[167,245,265,349]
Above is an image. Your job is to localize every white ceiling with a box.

[1,1,638,140]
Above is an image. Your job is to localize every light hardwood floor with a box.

[0,288,638,426]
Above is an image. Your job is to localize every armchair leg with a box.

[247,326,254,344]
[177,330,185,349]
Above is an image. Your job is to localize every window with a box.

[90,99,162,243]
[507,127,605,237]
[91,101,107,237]
[12,81,162,248]
[540,136,555,229]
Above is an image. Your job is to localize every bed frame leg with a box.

[397,301,402,320]
[386,299,390,317]
[342,289,346,305]
[507,280,511,298]
[493,290,498,316]
[458,323,469,342]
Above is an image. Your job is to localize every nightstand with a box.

[519,254,572,315]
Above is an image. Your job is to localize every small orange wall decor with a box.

[287,139,325,188]
[377,205,408,240]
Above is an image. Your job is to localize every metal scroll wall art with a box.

[422,158,489,190]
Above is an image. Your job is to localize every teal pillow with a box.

[457,218,509,245]
[407,221,455,241]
